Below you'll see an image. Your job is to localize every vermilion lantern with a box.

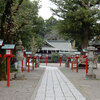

[59,54,63,67]
[75,52,80,72]
[71,55,74,71]
[26,52,32,72]
[2,44,15,87]
[83,49,88,75]
[67,56,70,68]
[4,50,14,57]
[46,54,48,66]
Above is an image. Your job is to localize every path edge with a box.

[30,68,45,100]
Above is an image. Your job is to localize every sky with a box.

[30,0,57,20]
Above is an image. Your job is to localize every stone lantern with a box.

[86,41,96,79]
[15,40,24,79]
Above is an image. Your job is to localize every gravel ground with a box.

[0,68,45,100]
[59,65,100,100]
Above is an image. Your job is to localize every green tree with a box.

[0,0,24,80]
[14,0,44,50]
[50,0,100,49]
[0,0,44,80]
[40,16,63,40]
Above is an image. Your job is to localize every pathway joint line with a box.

[35,66,86,100]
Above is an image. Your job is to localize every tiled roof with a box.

[42,40,77,52]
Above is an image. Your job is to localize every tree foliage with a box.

[0,0,44,50]
[40,16,63,40]
[0,0,44,80]
[50,0,100,49]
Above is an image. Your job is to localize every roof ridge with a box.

[48,40,69,42]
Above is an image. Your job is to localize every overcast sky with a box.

[39,0,54,20]
[30,0,56,20]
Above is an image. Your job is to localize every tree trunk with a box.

[0,0,24,81]
[0,58,7,80]
[81,30,88,49]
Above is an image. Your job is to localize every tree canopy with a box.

[0,0,44,51]
[40,16,63,40]
[50,0,100,49]
[0,0,44,80]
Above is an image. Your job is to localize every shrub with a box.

[51,53,60,63]
[98,55,100,63]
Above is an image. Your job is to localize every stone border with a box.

[30,68,45,100]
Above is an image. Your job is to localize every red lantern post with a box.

[32,57,34,70]
[67,56,69,68]
[71,56,74,71]
[86,58,88,74]
[26,52,32,72]
[0,54,2,58]
[98,48,100,52]
[60,56,62,67]
[27,55,31,72]
[59,54,62,67]
[46,55,48,66]
[83,52,88,75]
[75,55,80,72]
[2,44,15,87]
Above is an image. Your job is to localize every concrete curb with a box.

[30,68,45,100]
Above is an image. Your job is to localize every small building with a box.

[38,40,77,59]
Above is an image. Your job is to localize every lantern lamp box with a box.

[27,55,31,57]
[2,44,15,57]
[74,52,81,55]
[0,39,3,46]
[23,49,26,52]
[2,44,15,49]
[26,52,32,55]
[35,54,38,56]
[83,49,88,53]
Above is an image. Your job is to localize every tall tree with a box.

[40,16,63,40]
[0,0,24,80]
[13,0,44,50]
[50,0,100,49]
[0,0,44,80]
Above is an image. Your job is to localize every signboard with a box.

[0,39,3,46]
[26,52,32,55]
[35,54,38,57]
[2,44,15,49]
[27,55,31,57]
[6,50,11,55]
[23,49,26,52]
[83,49,88,53]
[74,52,81,55]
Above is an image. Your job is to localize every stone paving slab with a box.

[34,66,86,100]
[59,66,100,100]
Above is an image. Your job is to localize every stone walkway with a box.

[35,67,86,100]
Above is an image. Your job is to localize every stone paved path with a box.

[35,67,86,100]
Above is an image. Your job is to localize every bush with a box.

[51,53,66,63]
[98,55,100,63]
[51,53,60,63]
